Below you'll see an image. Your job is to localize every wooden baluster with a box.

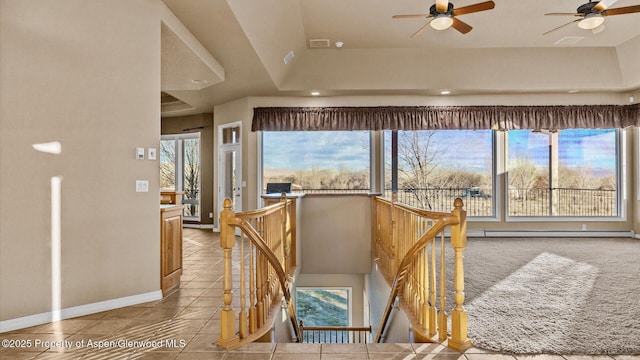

[429,235,437,338]
[419,248,427,331]
[256,249,264,328]
[448,198,473,351]
[281,194,290,274]
[239,233,247,339]
[217,198,239,348]
[249,241,257,334]
[391,192,398,275]
[438,231,447,342]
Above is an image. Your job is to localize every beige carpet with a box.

[457,237,640,355]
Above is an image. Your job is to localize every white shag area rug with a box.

[460,237,640,355]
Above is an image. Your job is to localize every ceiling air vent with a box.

[554,36,584,46]
[309,39,331,48]
[283,50,295,64]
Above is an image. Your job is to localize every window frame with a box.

[382,129,499,220]
[504,128,626,222]
[259,130,373,196]
[161,132,202,222]
[294,287,353,327]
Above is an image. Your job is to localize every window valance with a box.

[252,104,640,131]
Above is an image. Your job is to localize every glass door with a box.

[160,133,201,221]
[218,122,243,224]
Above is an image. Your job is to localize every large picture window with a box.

[262,131,370,194]
[507,129,619,217]
[384,130,494,217]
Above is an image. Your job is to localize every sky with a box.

[508,129,616,175]
[263,129,616,177]
[263,131,370,171]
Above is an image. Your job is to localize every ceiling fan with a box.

[544,0,640,35]
[392,0,495,37]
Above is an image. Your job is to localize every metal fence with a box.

[508,188,617,217]
[279,187,617,217]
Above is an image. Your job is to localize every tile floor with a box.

[1,229,638,360]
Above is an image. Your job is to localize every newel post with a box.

[217,198,239,348]
[448,198,472,351]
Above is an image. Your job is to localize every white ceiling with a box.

[160,0,640,116]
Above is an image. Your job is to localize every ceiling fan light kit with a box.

[544,0,640,35]
[392,0,495,36]
[431,15,454,30]
[578,13,605,30]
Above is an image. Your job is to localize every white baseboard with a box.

[0,290,162,333]
[480,230,634,238]
[183,223,214,229]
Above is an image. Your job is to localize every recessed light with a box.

[335,41,344,48]
[311,91,320,96]
[568,89,580,93]
[440,90,451,95]
[191,79,208,85]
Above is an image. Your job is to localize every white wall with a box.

[0,0,162,326]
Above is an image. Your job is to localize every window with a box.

[384,130,495,216]
[296,288,351,327]
[507,129,619,217]
[160,133,201,220]
[262,131,370,194]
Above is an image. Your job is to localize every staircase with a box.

[216,193,471,350]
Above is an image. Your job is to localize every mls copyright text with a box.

[1,338,187,350]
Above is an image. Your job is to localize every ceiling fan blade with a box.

[453,1,495,16]
[392,14,432,19]
[594,0,618,11]
[435,0,449,12]
[410,21,433,38]
[603,4,640,16]
[544,12,582,16]
[542,19,581,35]
[451,17,473,34]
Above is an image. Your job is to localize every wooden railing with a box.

[372,194,471,351]
[217,195,301,349]
[299,321,372,343]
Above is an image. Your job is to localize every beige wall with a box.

[1,0,162,322]
[617,36,640,89]
[299,195,372,274]
[365,262,411,342]
[161,113,214,225]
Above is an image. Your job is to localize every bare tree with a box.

[183,139,200,217]
[160,140,175,189]
[397,131,445,209]
[508,159,540,199]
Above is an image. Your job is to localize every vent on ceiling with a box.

[283,50,295,64]
[309,39,331,48]
[554,36,584,46]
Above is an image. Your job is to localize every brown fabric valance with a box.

[252,104,640,131]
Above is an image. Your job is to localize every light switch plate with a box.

[136,180,149,192]
[148,148,157,160]
[136,147,145,160]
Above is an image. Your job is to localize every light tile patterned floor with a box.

[1,229,638,360]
